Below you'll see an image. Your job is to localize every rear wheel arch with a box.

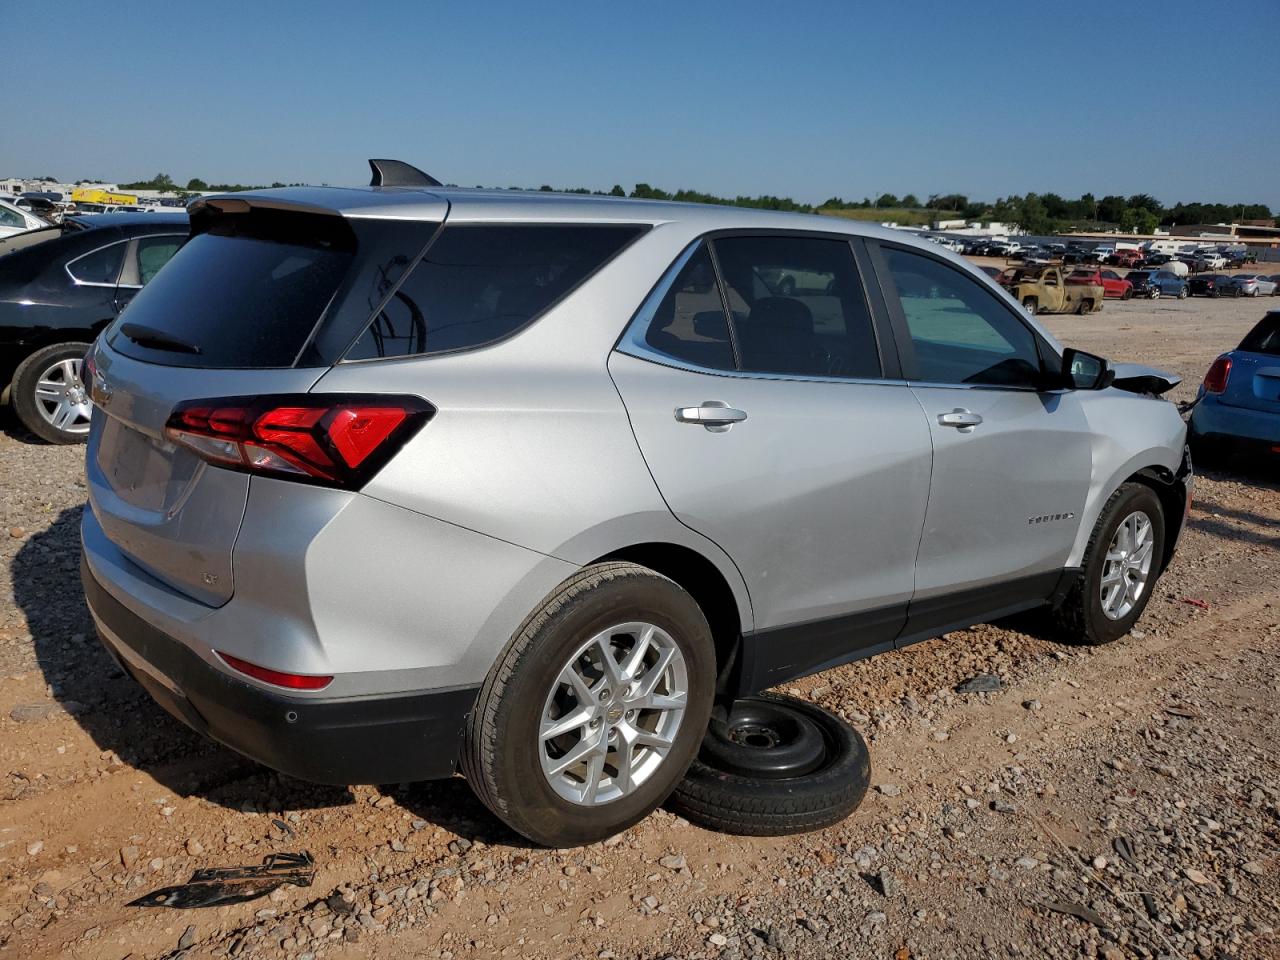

[593,542,745,689]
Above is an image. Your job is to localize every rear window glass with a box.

[344,224,642,361]
[108,210,353,368]
[1240,315,1280,356]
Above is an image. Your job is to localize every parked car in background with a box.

[0,199,48,238]
[1194,251,1227,271]
[1189,274,1232,298]
[1105,249,1144,268]
[1140,253,1173,268]
[1224,250,1249,269]
[1067,268,1133,300]
[78,174,1191,847]
[978,265,1003,280]
[1091,245,1114,263]
[1189,310,1280,462]
[0,212,188,442]
[1225,274,1278,298]
[1126,270,1189,300]
[1009,265,1104,314]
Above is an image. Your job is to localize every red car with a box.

[1105,249,1145,268]
[1067,268,1133,299]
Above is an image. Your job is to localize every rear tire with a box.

[11,342,94,445]
[668,693,870,836]
[461,562,716,847]
[1177,286,1189,299]
[1122,288,1132,300]
[1051,484,1165,646]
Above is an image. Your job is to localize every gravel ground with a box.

[0,295,1276,960]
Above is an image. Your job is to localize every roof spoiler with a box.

[368,159,441,188]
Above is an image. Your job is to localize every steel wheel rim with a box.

[538,621,688,806]
[33,357,92,435]
[1099,510,1154,620]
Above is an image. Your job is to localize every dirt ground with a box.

[0,295,1277,960]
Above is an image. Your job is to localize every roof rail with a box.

[368,159,442,188]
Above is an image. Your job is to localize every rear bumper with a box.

[83,555,478,784]
[1190,397,1280,446]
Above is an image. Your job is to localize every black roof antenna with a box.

[368,159,442,188]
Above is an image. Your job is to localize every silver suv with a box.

[81,163,1191,846]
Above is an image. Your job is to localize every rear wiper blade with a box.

[119,322,202,355]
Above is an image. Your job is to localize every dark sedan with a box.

[1189,274,1232,298]
[0,212,188,442]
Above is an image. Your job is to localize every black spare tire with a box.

[668,693,870,836]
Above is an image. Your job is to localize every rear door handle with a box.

[675,401,748,432]
[937,408,983,431]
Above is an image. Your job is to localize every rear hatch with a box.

[1220,314,1280,416]
[86,191,445,606]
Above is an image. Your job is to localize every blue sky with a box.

[5,0,1278,208]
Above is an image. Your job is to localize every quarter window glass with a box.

[345,225,642,360]
[68,242,126,285]
[883,247,1042,387]
[711,236,880,378]
[0,206,23,228]
[136,235,184,285]
[641,245,734,371]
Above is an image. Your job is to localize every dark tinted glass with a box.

[1240,315,1280,356]
[641,245,734,370]
[345,225,642,360]
[68,241,126,284]
[108,214,353,367]
[884,247,1042,387]
[711,235,880,378]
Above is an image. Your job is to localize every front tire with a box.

[462,562,716,847]
[1150,287,1161,300]
[11,342,94,444]
[1051,484,1165,646]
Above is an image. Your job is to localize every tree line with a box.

[105,173,1274,232]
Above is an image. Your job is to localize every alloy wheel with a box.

[538,622,688,805]
[33,357,92,437]
[1099,510,1154,620]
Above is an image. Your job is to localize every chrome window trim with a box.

[64,238,129,288]
[616,239,899,387]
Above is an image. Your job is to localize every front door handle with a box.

[937,408,983,431]
[675,401,748,432]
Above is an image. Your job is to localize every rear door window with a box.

[344,224,643,360]
[710,235,881,378]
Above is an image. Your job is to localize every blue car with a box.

[1125,269,1189,300]
[1189,310,1280,461]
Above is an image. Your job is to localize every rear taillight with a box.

[1202,357,1232,395]
[165,394,433,489]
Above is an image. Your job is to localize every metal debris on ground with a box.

[955,674,1002,694]
[128,851,315,909]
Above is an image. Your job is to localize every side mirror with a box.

[1062,348,1113,390]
